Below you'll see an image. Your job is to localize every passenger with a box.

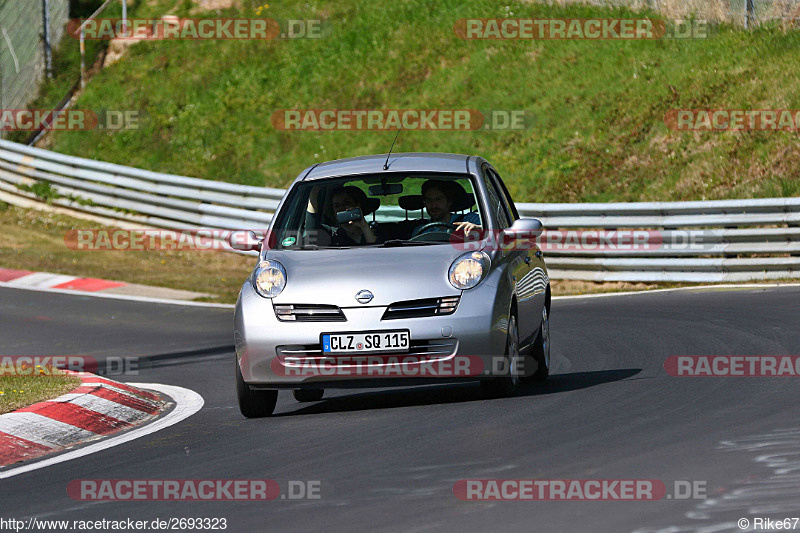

[306,185,378,245]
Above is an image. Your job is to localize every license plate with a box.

[322,331,410,354]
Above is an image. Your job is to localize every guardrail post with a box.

[121,0,127,36]
[744,0,755,28]
[41,0,53,79]
[80,27,86,89]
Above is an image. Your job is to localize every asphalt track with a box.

[1,285,799,532]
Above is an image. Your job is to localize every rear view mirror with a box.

[368,183,403,196]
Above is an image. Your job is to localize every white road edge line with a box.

[0,283,234,309]
[0,384,204,480]
[552,282,800,300]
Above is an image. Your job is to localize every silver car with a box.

[234,153,551,417]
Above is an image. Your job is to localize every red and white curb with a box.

[0,267,227,307]
[0,382,203,480]
[0,372,166,467]
[0,268,125,293]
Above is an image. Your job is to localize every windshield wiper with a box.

[287,244,351,250]
[380,239,437,247]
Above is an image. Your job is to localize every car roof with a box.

[302,152,475,181]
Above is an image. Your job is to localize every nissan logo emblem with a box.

[356,290,374,304]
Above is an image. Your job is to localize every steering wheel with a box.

[410,221,454,240]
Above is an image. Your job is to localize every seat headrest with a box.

[399,195,424,211]
[363,197,380,215]
[448,182,476,212]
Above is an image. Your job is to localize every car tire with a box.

[528,305,550,382]
[481,314,521,398]
[293,389,324,402]
[236,359,278,418]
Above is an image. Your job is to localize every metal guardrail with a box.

[0,139,798,283]
[0,140,281,231]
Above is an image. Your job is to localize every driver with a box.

[413,180,481,237]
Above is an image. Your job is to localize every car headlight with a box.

[252,260,287,298]
[448,251,490,290]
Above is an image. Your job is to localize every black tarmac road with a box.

[1,285,799,533]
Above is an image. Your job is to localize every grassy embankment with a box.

[2,0,799,304]
[44,0,800,200]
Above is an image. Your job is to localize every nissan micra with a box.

[234,153,551,417]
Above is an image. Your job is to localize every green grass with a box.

[0,370,81,415]
[0,205,254,303]
[44,0,800,202]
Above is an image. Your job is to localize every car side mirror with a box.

[229,230,263,252]
[502,218,543,240]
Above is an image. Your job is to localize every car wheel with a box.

[236,359,278,418]
[481,314,521,398]
[529,305,550,382]
[293,389,324,402]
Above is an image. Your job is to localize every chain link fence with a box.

[0,0,69,139]
[542,0,800,26]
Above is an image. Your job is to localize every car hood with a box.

[264,245,469,306]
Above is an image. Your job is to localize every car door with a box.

[485,166,544,347]
[480,165,536,344]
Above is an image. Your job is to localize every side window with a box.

[481,167,511,229]
[488,168,519,222]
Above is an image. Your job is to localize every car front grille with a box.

[273,304,346,322]
[381,296,460,320]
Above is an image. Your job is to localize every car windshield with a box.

[270,174,483,249]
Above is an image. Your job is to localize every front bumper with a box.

[234,281,510,388]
